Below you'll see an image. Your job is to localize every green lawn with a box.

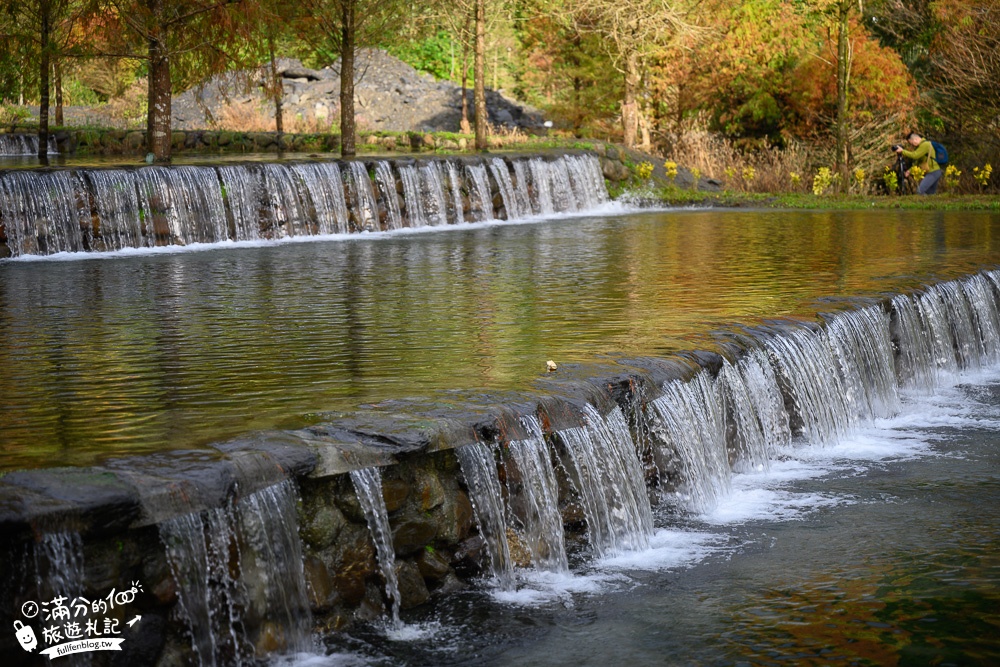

[644,186,1000,211]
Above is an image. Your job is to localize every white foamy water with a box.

[269,652,371,667]
[1,201,631,264]
[477,366,1000,617]
[595,529,726,571]
[490,569,624,608]
[384,620,448,642]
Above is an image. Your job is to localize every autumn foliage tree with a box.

[5,0,992,173]
[640,0,915,164]
[690,0,810,144]
[929,0,1000,134]
[3,0,82,159]
[88,0,258,161]
[518,7,619,134]
[557,0,703,148]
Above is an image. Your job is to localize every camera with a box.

[891,144,902,152]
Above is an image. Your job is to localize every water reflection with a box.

[1,208,999,469]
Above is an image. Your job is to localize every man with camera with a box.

[894,132,942,194]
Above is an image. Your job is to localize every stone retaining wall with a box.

[0,354,700,666]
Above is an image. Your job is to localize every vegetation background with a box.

[1,0,997,194]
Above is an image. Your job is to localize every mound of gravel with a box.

[172,48,545,133]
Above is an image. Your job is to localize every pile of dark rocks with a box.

[172,49,545,134]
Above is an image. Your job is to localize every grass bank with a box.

[628,184,1000,212]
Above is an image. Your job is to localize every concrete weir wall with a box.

[0,350,703,665]
[0,147,633,258]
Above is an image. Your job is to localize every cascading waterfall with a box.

[512,161,534,215]
[766,325,854,444]
[555,404,653,557]
[939,280,987,369]
[916,286,962,374]
[0,170,84,255]
[6,263,1000,644]
[346,161,378,231]
[373,162,403,230]
[138,166,231,244]
[650,372,731,513]
[718,356,774,473]
[565,154,609,209]
[217,166,262,241]
[235,481,313,652]
[962,273,1000,364]
[464,163,494,223]
[419,161,449,226]
[289,162,351,235]
[1,154,609,257]
[892,272,1000,390]
[158,480,312,665]
[398,164,427,227]
[445,161,465,226]
[455,442,515,588]
[824,306,900,421]
[349,467,404,628]
[503,415,569,573]
[259,163,310,238]
[160,508,251,666]
[33,531,86,603]
[644,276,1000,521]
[397,161,448,227]
[489,157,523,220]
[31,532,91,667]
[527,157,557,215]
[0,133,57,155]
[733,347,792,460]
[85,169,147,251]
[545,158,575,212]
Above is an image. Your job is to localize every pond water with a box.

[2,207,1000,470]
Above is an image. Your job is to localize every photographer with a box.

[894,132,942,194]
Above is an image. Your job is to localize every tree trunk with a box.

[146,0,172,162]
[54,59,63,127]
[473,0,487,150]
[268,34,283,150]
[340,0,356,158]
[835,0,850,189]
[571,33,582,131]
[38,0,51,162]
[639,105,651,151]
[621,50,639,149]
[460,14,470,135]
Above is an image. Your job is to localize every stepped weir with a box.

[0,152,607,258]
[0,133,58,158]
[2,151,1000,664]
[4,262,1000,663]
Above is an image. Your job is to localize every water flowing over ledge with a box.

[2,268,1000,664]
[0,152,608,258]
[0,133,59,157]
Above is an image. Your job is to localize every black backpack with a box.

[931,140,949,167]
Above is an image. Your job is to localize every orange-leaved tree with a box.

[790,15,916,142]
